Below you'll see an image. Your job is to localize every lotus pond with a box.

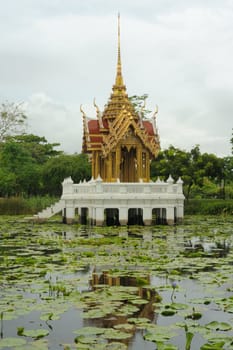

[0,215,233,350]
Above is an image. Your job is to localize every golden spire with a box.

[102,14,138,121]
[115,13,124,86]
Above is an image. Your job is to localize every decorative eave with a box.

[101,107,160,158]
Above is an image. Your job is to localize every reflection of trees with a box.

[83,270,159,343]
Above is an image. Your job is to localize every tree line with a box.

[0,102,232,200]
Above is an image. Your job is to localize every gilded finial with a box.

[140,99,146,114]
[93,98,100,113]
[115,13,124,86]
[152,105,159,138]
[93,98,104,128]
[153,105,158,118]
[80,104,86,118]
[139,99,146,128]
[80,105,90,142]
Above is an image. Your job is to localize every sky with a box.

[1,0,233,157]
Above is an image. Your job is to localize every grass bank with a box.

[0,196,58,215]
[185,199,233,215]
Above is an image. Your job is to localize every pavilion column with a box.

[92,152,96,179]
[95,152,100,179]
[143,207,152,226]
[176,203,184,223]
[146,152,150,182]
[116,148,121,180]
[95,207,104,226]
[108,154,112,181]
[65,201,75,224]
[166,206,175,225]
[119,207,128,226]
[137,147,142,180]
[89,207,95,225]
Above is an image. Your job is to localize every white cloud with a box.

[25,93,82,153]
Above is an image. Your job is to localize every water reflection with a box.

[184,237,231,257]
[1,216,233,349]
[82,269,159,346]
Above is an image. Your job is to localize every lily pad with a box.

[101,328,132,340]
[200,341,225,350]
[144,326,177,343]
[205,321,232,331]
[161,309,177,316]
[0,337,27,348]
[73,327,106,335]
[74,335,97,344]
[16,339,48,350]
[114,323,135,331]
[169,303,189,310]
[156,343,178,350]
[22,329,49,339]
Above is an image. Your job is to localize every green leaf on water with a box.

[74,335,97,344]
[73,327,106,335]
[16,339,48,350]
[22,329,49,339]
[114,323,135,331]
[0,337,27,348]
[156,343,178,350]
[101,328,132,340]
[200,341,225,350]
[170,303,189,310]
[128,317,151,326]
[144,326,177,343]
[161,309,177,316]
[205,321,232,331]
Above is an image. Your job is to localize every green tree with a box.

[42,153,91,196]
[8,134,61,163]
[0,134,61,196]
[151,145,224,199]
[129,94,152,118]
[0,141,41,196]
[0,102,27,142]
[0,167,16,197]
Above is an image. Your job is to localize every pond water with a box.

[0,215,233,350]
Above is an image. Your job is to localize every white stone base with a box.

[59,176,185,226]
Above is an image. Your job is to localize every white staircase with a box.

[33,199,65,220]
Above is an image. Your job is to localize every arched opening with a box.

[80,207,88,225]
[120,146,137,182]
[152,208,167,225]
[104,208,120,226]
[62,208,67,224]
[128,208,144,225]
[174,207,177,224]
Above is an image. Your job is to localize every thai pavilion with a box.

[35,16,185,225]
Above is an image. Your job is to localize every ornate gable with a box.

[101,107,159,158]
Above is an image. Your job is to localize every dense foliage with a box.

[0,134,91,197]
[151,145,233,200]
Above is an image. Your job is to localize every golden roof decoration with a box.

[102,14,138,122]
[101,107,160,158]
